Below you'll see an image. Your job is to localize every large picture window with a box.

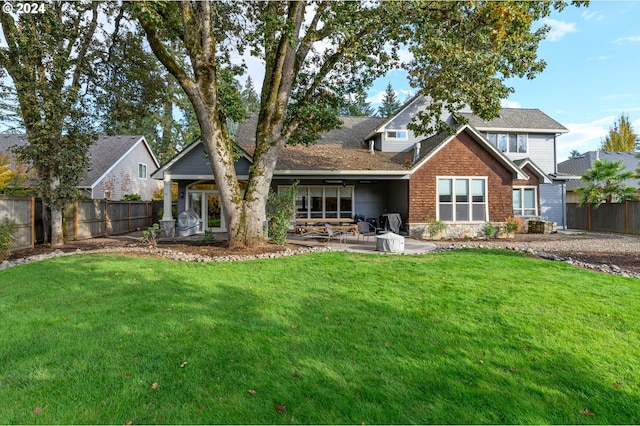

[286,186,354,219]
[487,133,527,154]
[437,177,487,222]
[513,187,537,216]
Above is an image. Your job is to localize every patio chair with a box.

[366,217,384,234]
[325,224,347,247]
[356,220,377,243]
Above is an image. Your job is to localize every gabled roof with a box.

[238,115,408,174]
[0,134,160,188]
[459,108,568,134]
[81,136,159,188]
[0,134,27,164]
[513,158,552,184]
[558,151,640,190]
[412,125,528,180]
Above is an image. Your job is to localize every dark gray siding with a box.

[169,144,251,177]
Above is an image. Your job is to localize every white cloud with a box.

[581,10,604,21]
[541,18,578,42]
[501,100,521,109]
[556,116,614,161]
[614,35,640,44]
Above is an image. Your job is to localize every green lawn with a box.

[0,249,639,424]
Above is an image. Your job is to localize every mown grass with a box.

[0,249,639,424]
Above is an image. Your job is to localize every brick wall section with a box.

[408,131,514,223]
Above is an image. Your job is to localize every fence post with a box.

[105,199,110,236]
[73,201,79,240]
[587,203,592,231]
[30,196,35,248]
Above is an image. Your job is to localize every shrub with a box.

[122,193,142,201]
[139,223,159,246]
[482,222,497,238]
[266,182,298,245]
[426,218,447,238]
[504,216,524,234]
[0,219,16,261]
[202,230,215,245]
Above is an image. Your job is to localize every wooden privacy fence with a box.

[0,196,155,250]
[567,201,640,235]
[63,200,154,240]
[0,196,36,250]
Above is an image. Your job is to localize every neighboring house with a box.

[557,151,640,204]
[152,96,569,237]
[0,134,161,200]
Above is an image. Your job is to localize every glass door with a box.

[206,194,224,230]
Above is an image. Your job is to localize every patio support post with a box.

[160,177,175,237]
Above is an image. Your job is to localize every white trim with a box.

[486,132,529,154]
[473,126,568,134]
[412,125,529,180]
[152,140,253,180]
[90,136,155,189]
[138,162,148,180]
[513,186,538,217]
[385,129,409,140]
[273,170,411,177]
[516,159,552,184]
[436,176,489,223]
[280,184,356,220]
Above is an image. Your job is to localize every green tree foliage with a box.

[377,83,402,117]
[241,76,261,114]
[94,10,200,164]
[600,113,639,152]
[569,150,582,159]
[0,153,12,190]
[0,2,105,246]
[341,87,374,116]
[266,182,298,245]
[576,159,636,208]
[133,0,585,248]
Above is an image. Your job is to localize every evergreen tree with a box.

[569,149,582,159]
[0,2,104,246]
[341,88,374,116]
[241,76,261,114]
[600,113,639,152]
[377,83,401,117]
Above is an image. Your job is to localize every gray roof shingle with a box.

[558,151,640,190]
[0,134,149,187]
[459,108,568,133]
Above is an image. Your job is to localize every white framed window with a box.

[487,133,527,154]
[138,163,147,180]
[437,177,488,222]
[280,185,354,219]
[386,130,408,139]
[513,186,537,216]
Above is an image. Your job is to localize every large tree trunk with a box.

[50,207,64,247]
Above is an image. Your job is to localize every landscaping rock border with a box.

[435,243,639,279]
[2,239,637,280]
[0,245,334,271]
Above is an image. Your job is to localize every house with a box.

[152,96,569,237]
[557,151,640,203]
[0,134,162,200]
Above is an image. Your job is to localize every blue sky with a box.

[367,1,640,162]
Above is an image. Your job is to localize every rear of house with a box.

[153,96,569,237]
